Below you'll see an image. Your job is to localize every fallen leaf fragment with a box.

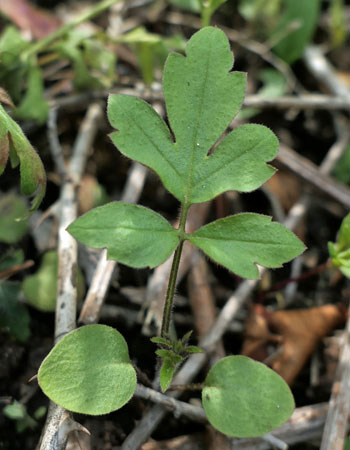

[0,0,61,39]
[242,303,346,385]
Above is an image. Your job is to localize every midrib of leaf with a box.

[184,38,213,206]
[129,108,182,180]
[194,134,271,187]
[190,235,294,246]
[74,225,176,233]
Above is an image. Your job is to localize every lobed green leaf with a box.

[188,213,305,279]
[108,27,279,206]
[38,325,136,415]
[67,202,179,268]
[202,356,294,437]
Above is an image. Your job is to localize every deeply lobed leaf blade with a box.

[109,27,276,206]
[188,213,305,279]
[67,202,179,268]
[108,94,184,201]
[190,124,278,203]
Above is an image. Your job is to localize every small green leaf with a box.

[22,250,85,312]
[271,0,320,63]
[188,213,305,279]
[150,336,170,346]
[337,213,350,250]
[0,249,24,272]
[15,64,49,124]
[0,104,46,212]
[332,145,350,185]
[329,214,350,279]
[156,349,183,363]
[202,356,294,437]
[159,358,177,392]
[185,345,203,354]
[0,193,29,243]
[3,400,26,420]
[181,330,193,345]
[67,202,179,268]
[169,0,200,13]
[38,325,137,415]
[0,281,30,342]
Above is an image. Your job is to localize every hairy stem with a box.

[160,204,189,338]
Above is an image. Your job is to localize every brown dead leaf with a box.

[78,175,99,215]
[0,88,15,108]
[0,0,61,39]
[241,304,282,361]
[265,171,301,213]
[242,304,346,385]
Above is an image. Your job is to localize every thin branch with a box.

[52,90,350,112]
[134,385,207,423]
[47,108,66,180]
[320,313,350,450]
[303,46,350,99]
[277,142,350,210]
[37,103,102,450]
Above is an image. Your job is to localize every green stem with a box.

[201,7,212,27]
[23,0,120,59]
[160,204,189,338]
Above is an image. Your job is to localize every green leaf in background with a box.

[0,249,24,272]
[238,0,281,25]
[0,26,29,102]
[328,213,350,278]
[119,26,162,85]
[271,0,320,64]
[3,400,27,420]
[22,250,85,312]
[332,146,350,186]
[15,63,49,124]
[169,0,200,12]
[55,30,116,90]
[83,37,116,88]
[0,102,46,212]
[188,213,305,279]
[3,400,45,433]
[239,68,287,119]
[202,356,294,437]
[38,325,137,415]
[0,281,30,342]
[0,193,29,243]
[200,0,228,26]
[329,0,347,47]
[68,202,179,268]
[119,27,185,85]
[109,28,278,205]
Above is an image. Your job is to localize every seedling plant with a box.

[38,27,305,438]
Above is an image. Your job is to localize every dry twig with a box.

[37,103,102,450]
